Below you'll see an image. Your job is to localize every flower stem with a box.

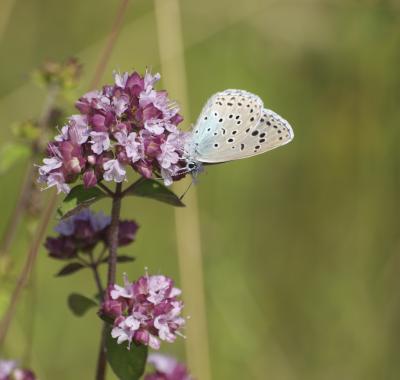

[98,182,115,197]
[107,182,122,285]
[88,251,104,297]
[95,182,122,380]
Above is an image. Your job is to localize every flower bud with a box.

[83,169,97,188]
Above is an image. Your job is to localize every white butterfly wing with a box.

[190,89,264,163]
[191,99,294,163]
[233,108,294,159]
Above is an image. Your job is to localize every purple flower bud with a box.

[126,72,144,96]
[134,160,153,179]
[91,113,107,131]
[170,113,184,126]
[83,170,97,188]
[102,300,123,319]
[44,236,77,259]
[64,157,82,174]
[118,221,139,246]
[142,104,162,122]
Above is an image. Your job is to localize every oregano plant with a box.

[38,70,193,380]
[30,67,293,380]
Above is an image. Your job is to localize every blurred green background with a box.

[1,0,400,379]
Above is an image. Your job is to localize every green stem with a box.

[96,182,123,380]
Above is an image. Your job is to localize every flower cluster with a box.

[101,273,185,350]
[0,360,36,380]
[145,354,193,380]
[38,70,190,193]
[45,208,138,259]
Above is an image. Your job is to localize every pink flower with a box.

[113,94,129,117]
[102,272,186,350]
[110,273,134,299]
[114,71,129,88]
[158,134,180,169]
[145,354,193,380]
[90,131,111,154]
[69,115,90,144]
[54,125,69,142]
[38,157,62,175]
[115,131,141,163]
[111,316,141,345]
[103,159,126,182]
[46,172,70,194]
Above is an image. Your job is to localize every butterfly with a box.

[183,89,294,175]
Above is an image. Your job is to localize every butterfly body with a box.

[182,89,294,175]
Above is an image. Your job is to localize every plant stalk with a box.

[95,182,123,380]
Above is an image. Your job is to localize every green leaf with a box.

[0,143,30,174]
[67,293,97,317]
[57,185,107,219]
[105,326,148,380]
[100,255,136,265]
[55,262,85,277]
[125,178,185,207]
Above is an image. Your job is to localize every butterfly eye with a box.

[188,163,195,170]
